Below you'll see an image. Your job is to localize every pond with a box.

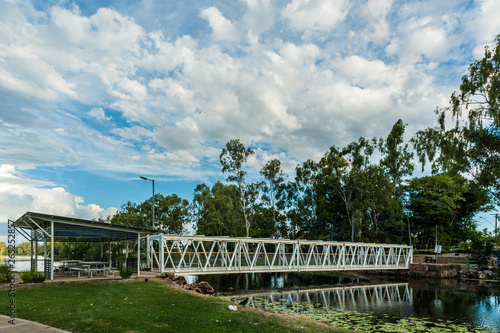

[186,272,500,332]
[0,256,61,272]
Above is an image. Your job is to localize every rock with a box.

[173,276,187,286]
[483,270,493,276]
[478,273,486,279]
[186,281,215,295]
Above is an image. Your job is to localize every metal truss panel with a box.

[147,235,412,275]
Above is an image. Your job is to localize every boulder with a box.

[186,281,215,295]
[173,276,187,286]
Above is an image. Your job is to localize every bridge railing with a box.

[146,235,413,275]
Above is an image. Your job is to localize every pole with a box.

[152,179,155,230]
[140,176,155,229]
[407,216,412,246]
[496,213,499,267]
[435,224,438,264]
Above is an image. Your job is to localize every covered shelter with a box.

[11,212,159,280]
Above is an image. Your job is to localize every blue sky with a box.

[1,0,500,242]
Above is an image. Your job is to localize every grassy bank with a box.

[1,280,344,333]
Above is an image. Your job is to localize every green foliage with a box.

[379,119,414,193]
[0,263,13,283]
[19,269,47,283]
[112,194,189,234]
[407,174,488,246]
[193,182,245,237]
[220,139,255,237]
[467,236,494,269]
[118,266,135,279]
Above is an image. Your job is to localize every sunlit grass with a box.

[1,280,344,333]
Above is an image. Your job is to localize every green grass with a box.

[1,280,343,333]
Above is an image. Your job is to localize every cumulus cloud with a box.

[88,107,111,121]
[0,0,498,228]
[282,0,349,31]
[0,165,117,224]
[200,7,239,41]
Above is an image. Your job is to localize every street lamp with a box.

[140,176,155,229]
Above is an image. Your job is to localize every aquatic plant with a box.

[220,296,496,333]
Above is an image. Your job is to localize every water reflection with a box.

[186,272,500,331]
[186,272,365,294]
[230,283,412,315]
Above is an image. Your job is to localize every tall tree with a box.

[319,137,377,241]
[259,159,286,230]
[220,139,255,237]
[289,159,320,239]
[379,119,414,195]
[406,174,489,246]
[413,35,500,204]
[192,182,243,236]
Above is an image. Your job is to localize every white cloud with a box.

[88,107,111,121]
[282,0,349,31]
[0,165,117,223]
[385,14,460,63]
[200,7,239,41]
[0,0,490,210]
[360,0,393,41]
[469,0,500,57]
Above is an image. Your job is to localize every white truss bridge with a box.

[146,235,413,275]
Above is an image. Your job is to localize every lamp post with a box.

[140,176,155,229]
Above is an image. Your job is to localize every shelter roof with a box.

[13,211,158,242]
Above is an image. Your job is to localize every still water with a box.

[187,272,500,331]
[1,256,62,271]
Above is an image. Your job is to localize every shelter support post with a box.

[159,233,164,273]
[30,237,34,271]
[50,221,54,280]
[109,239,112,268]
[137,233,140,276]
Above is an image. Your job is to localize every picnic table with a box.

[65,261,114,278]
[80,261,112,278]
[61,260,82,272]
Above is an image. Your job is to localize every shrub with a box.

[467,238,494,269]
[19,269,47,283]
[0,263,13,283]
[119,266,135,279]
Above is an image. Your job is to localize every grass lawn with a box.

[2,280,346,332]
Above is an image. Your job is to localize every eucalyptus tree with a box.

[412,35,500,204]
[379,119,414,195]
[288,159,320,239]
[220,139,255,237]
[407,174,489,246]
[192,182,244,236]
[319,137,377,241]
[259,159,286,231]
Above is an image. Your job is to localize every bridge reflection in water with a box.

[230,283,412,315]
[146,235,412,275]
